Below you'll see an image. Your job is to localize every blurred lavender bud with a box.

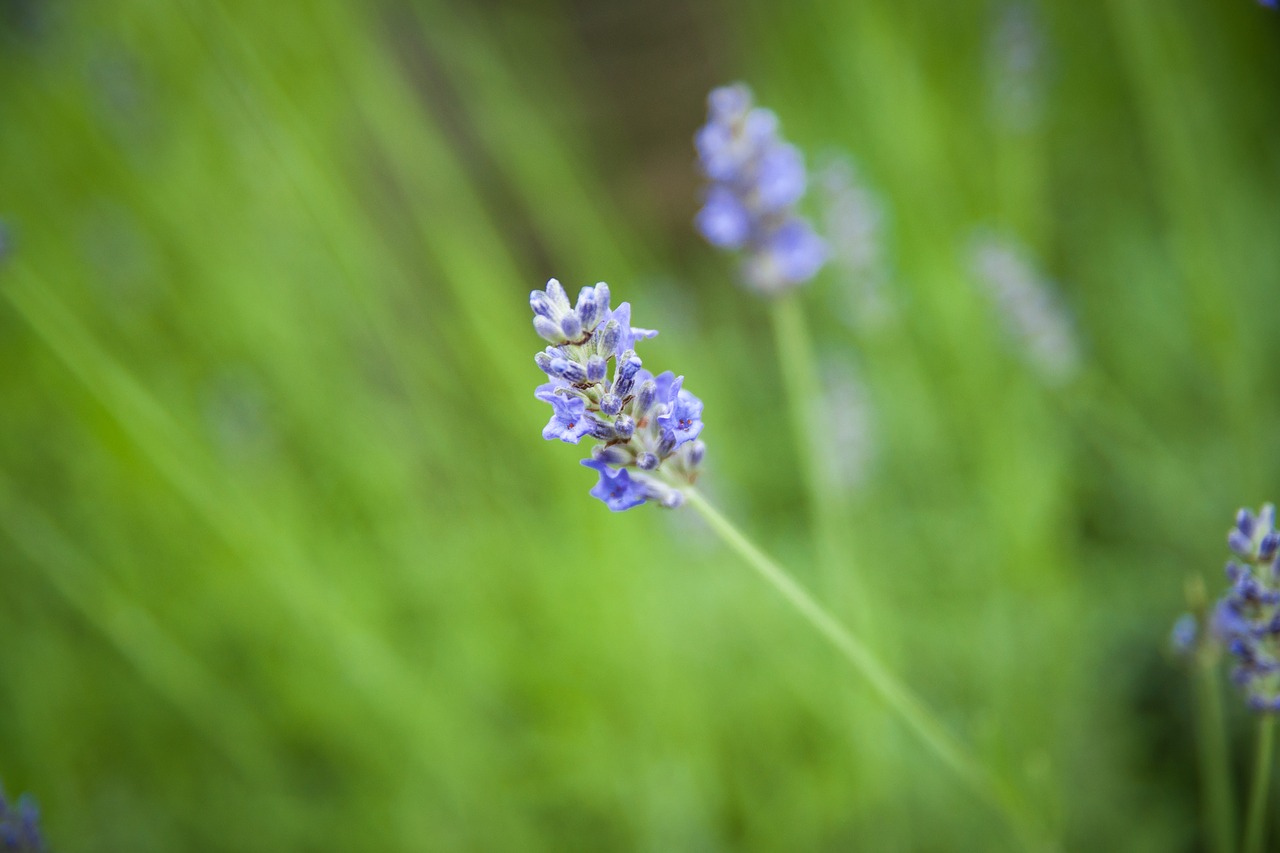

[634,381,657,419]
[970,234,1081,384]
[599,320,621,356]
[586,354,607,384]
[534,315,564,344]
[592,444,631,466]
[636,452,659,470]
[687,440,706,468]
[613,414,635,441]
[657,429,677,458]
[576,287,600,330]
[534,351,554,374]
[600,393,622,417]
[560,311,583,341]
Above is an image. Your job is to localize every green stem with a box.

[683,486,1042,848]
[1192,661,1235,853]
[1244,715,1276,853]
[769,294,868,621]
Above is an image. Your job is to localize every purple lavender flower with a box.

[530,279,705,511]
[694,83,827,294]
[581,460,649,511]
[1212,503,1280,711]
[536,388,595,444]
[0,786,43,852]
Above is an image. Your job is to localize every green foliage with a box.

[1,0,1278,848]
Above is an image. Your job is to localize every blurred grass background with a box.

[1,0,1279,849]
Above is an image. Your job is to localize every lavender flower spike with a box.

[695,83,827,294]
[1212,503,1280,712]
[530,279,705,511]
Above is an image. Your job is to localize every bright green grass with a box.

[1,0,1278,849]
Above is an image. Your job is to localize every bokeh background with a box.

[2,0,1279,849]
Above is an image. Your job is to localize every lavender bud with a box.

[1230,529,1254,559]
[591,419,617,441]
[1262,532,1280,562]
[592,444,630,465]
[1239,508,1257,538]
[657,429,677,457]
[634,381,657,419]
[545,278,569,309]
[687,440,706,467]
[560,312,583,341]
[594,282,611,315]
[614,376,634,397]
[613,414,635,441]
[534,351,554,374]
[587,354,607,384]
[534,315,564,343]
[530,291,557,319]
[636,452,658,470]
[600,393,622,416]
[576,288,600,330]
[660,490,685,509]
[599,320,621,355]
[618,352,642,381]
[550,358,586,384]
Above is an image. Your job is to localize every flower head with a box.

[531,279,705,511]
[1212,503,1280,712]
[0,785,43,852]
[694,83,827,295]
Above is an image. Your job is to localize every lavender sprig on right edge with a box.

[1213,504,1280,712]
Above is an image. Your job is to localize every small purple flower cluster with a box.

[0,786,43,852]
[1213,504,1280,712]
[531,279,705,511]
[694,84,826,294]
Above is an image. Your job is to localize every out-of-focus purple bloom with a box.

[694,83,827,295]
[745,218,827,290]
[695,186,751,249]
[1170,613,1198,656]
[817,157,895,330]
[530,279,706,512]
[971,235,1081,384]
[1261,0,1276,10]
[0,785,43,852]
[1212,503,1280,712]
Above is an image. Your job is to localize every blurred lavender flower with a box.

[0,785,43,852]
[1169,612,1199,657]
[1213,504,1280,712]
[531,279,705,511]
[1261,0,1276,9]
[817,359,875,494]
[970,235,1080,384]
[987,3,1045,133]
[816,157,895,329]
[694,83,826,294]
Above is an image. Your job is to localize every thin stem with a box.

[769,294,868,622]
[1244,715,1276,853]
[683,486,1042,848]
[1192,661,1235,853]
